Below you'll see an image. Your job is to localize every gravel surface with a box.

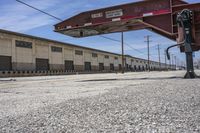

[0,71,200,132]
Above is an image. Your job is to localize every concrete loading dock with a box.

[0,29,174,77]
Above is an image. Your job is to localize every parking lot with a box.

[0,71,200,132]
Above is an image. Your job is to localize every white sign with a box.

[91,13,103,18]
[106,9,123,18]
[112,18,121,22]
[143,12,153,17]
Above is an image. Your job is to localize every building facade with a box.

[0,29,174,77]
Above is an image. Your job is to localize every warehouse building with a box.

[0,29,173,77]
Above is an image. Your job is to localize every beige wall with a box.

[109,56,114,64]
[51,51,63,65]
[16,47,33,63]
[114,58,119,67]
[91,56,98,66]
[0,39,12,56]
[74,49,84,65]
[126,57,132,65]
[0,30,166,72]
[84,51,91,62]
[50,45,63,65]
[98,54,104,63]
[35,44,49,59]
[64,47,74,61]
[104,58,110,66]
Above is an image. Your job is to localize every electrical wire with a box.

[100,35,159,59]
[100,35,146,54]
[16,0,63,21]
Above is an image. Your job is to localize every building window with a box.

[15,40,32,49]
[115,57,118,60]
[75,50,83,55]
[51,46,62,52]
[92,53,98,58]
[105,55,109,59]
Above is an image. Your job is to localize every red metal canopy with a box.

[54,0,200,52]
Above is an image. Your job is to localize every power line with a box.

[16,0,63,21]
[100,35,148,56]
[100,35,120,43]
[100,35,161,61]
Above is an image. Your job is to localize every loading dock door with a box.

[0,56,12,71]
[134,65,137,71]
[110,64,114,71]
[119,64,122,71]
[126,64,129,71]
[36,58,49,71]
[99,63,104,71]
[65,60,74,71]
[85,62,91,71]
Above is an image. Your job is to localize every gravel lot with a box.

[0,71,200,132]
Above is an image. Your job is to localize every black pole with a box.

[174,56,177,70]
[164,52,167,70]
[121,32,125,74]
[157,44,161,71]
[184,52,196,78]
[145,35,151,72]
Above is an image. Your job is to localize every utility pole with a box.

[169,53,171,70]
[121,32,125,74]
[177,57,179,70]
[174,56,177,70]
[157,44,161,71]
[164,52,167,70]
[171,54,174,70]
[145,35,152,72]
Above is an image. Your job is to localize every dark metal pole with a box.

[164,52,167,70]
[148,36,150,71]
[174,56,177,70]
[185,52,196,78]
[121,32,125,74]
[157,44,161,71]
[169,53,171,70]
[145,35,151,72]
[171,54,174,70]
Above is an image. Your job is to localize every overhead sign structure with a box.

[54,0,200,78]
[54,0,200,52]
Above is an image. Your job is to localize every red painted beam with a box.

[172,3,200,12]
[54,0,200,52]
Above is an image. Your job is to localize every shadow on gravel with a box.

[78,76,182,82]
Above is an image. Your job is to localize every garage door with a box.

[119,64,122,71]
[85,62,91,71]
[110,64,114,71]
[0,56,12,71]
[36,58,49,71]
[65,60,74,71]
[99,63,104,71]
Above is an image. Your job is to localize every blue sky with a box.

[0,0,199,65]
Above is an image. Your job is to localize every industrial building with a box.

[0,29,173,77]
